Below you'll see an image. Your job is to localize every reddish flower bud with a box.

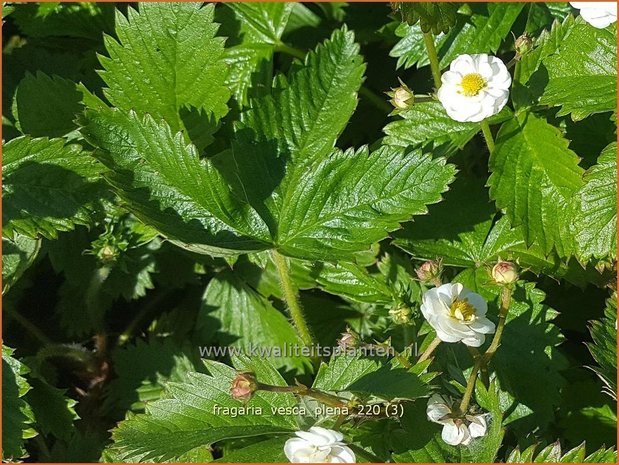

[415,259,443,284]
[230,371,258,402]
[491,261,518,285]
[337,328,359,349]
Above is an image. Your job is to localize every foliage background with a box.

[1,2,617,463]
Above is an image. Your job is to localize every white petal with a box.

[285,438,313,462]
[441,421,466,446]
[461,333,485,347]
[460,425,473,446]
[450,54,476,74]
[467,415,488,438]
[469,317,496,335]
[427,395,451,423]
[328,445,356,463]
[310,426,343,444]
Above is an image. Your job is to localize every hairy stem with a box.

[459,285,513,413]
[260,383,348,408]
[422,32,442,89]
[418,336,442,362]
[480,119,495,153]
[271,250,315,348]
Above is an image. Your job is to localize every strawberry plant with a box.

[2,2,617,463]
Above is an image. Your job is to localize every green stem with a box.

[359,86,393,113]
[271,250,315,348]
[5,306,53,346]
[260,383,348,408]
[274,42,306,60]
[483,286,512,363]
[458,356,483,414]
[459,285,513,413]
[480,119,495,153]
[422,32,442,89]
[418,336,441,362]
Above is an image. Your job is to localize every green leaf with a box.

[12,72,83,138]
[26,378,78,441]
[391,380,504,462]
[489,112,584,256]
[516,15,575,85]
[587,294,617,399]
[220,3,293,106]
[80,109,272,257]
[274,145,456,260]
[106,356,298,462]
[2,137,106,239]
[508,442,617,463]
[2,233,40,294]
[391,4,525,70]
[103,337,206,416]
[99,3,230,148]
[197,271,311,373]
[574,143,617,262]
[313,355,429,401]
[2,346,35,461]
[393,2,460,34]
[540,18,617,121]
[11,2,115,41]
[215,437,288,463]
[383,102,512,157]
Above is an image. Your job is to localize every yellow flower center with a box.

[450,299,477,323]
[460,73,487,97]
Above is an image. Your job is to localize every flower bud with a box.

[230,371,258,402]
[98,244,118,264]
[387,78,414,111]
[337,328,360,349]
[514,33,533,57]
[389,305,412,325]
[415,259,443,284]
[491,260,518,285]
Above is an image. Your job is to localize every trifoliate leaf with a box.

[105,357,298,462]
[2,137,107,239]
[489,112,584,256]
[574,143,617,262]
[12,72,83,138]
[586,294,617,399]
[393,2,460,34]
[2,346,35,461]
[83,29,456,261]
[2,233,40,294]
[99,2,230,149]
[540,18,617,121]
[197,271,311,373]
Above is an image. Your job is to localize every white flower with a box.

[427,395,489,446]
[420,283,495,347]
[437,54,511,122]
[284,426,356,463]
[570,2,617,28]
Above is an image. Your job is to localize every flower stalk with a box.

[418,336,442,362]
[422,31,442,89]
[480,119,495,153]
